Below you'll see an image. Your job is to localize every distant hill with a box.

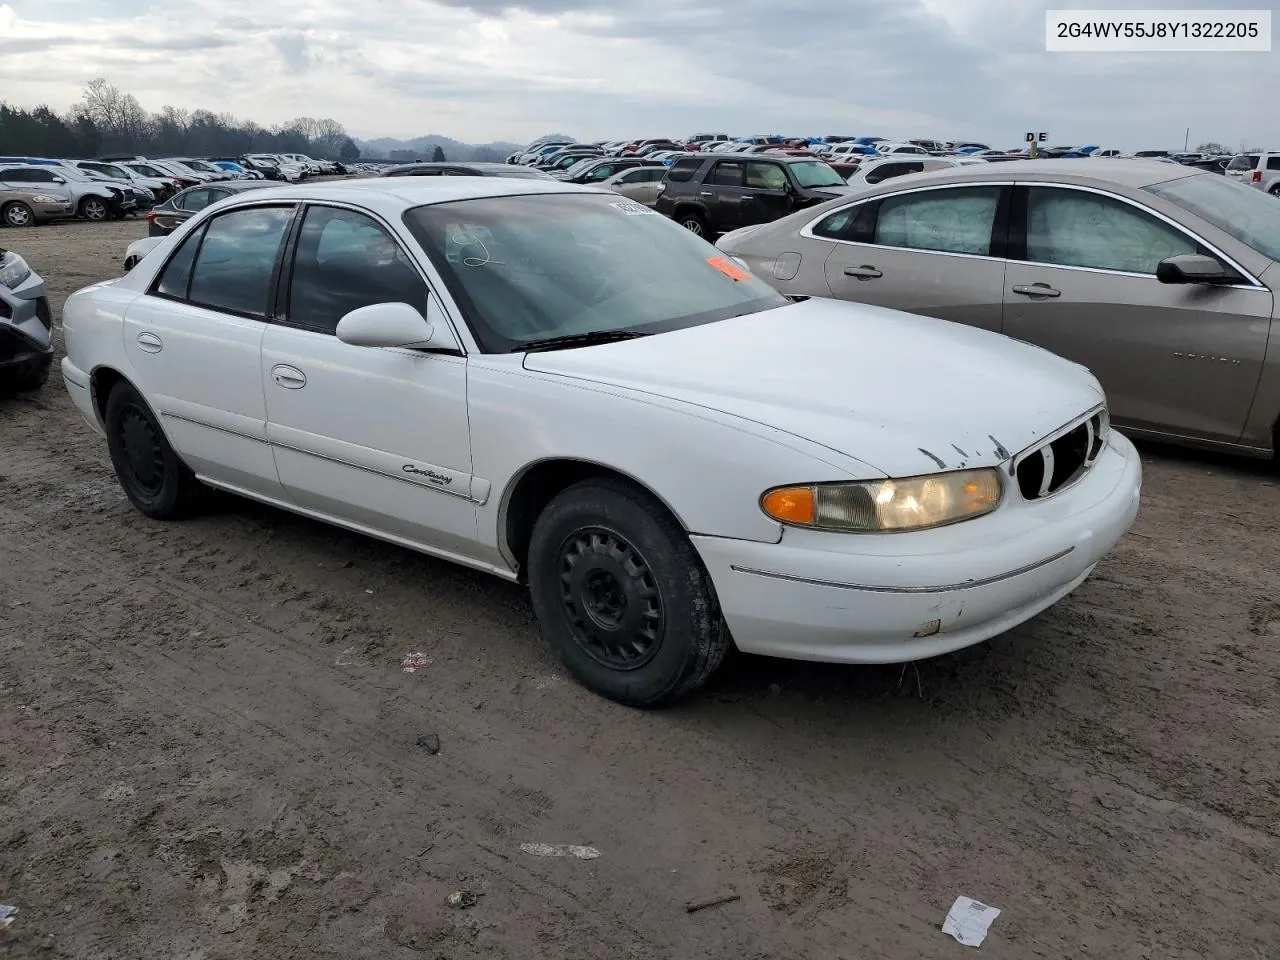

[355,134,526,162]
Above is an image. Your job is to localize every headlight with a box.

[0,252,32,289]
[761,468,1003,533]
[30,194,62,204]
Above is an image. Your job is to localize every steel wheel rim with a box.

[557,526,665,670]
[119,405,165,496]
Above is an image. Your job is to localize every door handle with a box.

[843,265,882,280]
[271,364,307,389]
[136,331,163,353]
[1011,283,1061,298]
[741,196,754,202]
[699,190,714,197]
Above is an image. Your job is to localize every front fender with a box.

[468,360,873,555]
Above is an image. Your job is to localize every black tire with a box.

[527,478,730,706]
[14,363,49,393]
[676,209,710,238]
[2,201,35,228]
[1270,184,1280,197]
[79,196,109,221]
[104,381,209,519]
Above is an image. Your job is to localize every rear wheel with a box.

[79,197,109,221]
[104,381,209,519]
[527,479,730,706]
[1269,184,1280,197]
[2,201,35,228]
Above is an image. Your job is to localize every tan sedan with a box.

[716,159,1280,459]
[0,182,75,227]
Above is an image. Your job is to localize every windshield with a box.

[184,160,217,172]
[403,192,790,352]
[56,166,92,182]
[129,164,164,177]
[1145,173,1280,262]
[98,164,131,179]
[789,161,846,187]
[563,159,596,177]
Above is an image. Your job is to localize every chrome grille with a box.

[1015,411,1106,501]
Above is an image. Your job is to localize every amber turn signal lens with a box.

[761,486,815,524]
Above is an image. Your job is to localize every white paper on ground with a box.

[519,843,600,860]
[942,896,1001,947]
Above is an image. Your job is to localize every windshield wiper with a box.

[518,330,648,353]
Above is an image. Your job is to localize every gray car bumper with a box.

[0,271,54,379]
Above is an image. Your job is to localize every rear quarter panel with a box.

[61,281,143,429]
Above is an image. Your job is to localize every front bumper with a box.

[0,272,55,381]
[692,431,1142,664]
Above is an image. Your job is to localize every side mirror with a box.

[335,300,460,351]
[1156,253,1236,285]
[51,176,65,183]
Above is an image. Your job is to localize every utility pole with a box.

[1184,127,1190,151]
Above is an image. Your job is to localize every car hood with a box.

[807,185,860,198]
[521,298,1104,478]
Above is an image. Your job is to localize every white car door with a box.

[121,203,296,496]
[260,203,481,559]
[612,167,666,206]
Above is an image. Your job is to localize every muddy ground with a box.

[1,219,1279,960]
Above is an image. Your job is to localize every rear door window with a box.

[153,226,205,300]
[177,189,211,211]
[710,161,744,187]
[1228,155,1259,171]
[187,206,295,316]
[873,186,1003,255]
[665,158,702,182]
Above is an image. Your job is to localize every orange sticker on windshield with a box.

[705,256,751,281]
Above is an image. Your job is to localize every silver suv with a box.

[1225,152,1280,196]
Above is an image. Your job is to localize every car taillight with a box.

[1253,170,1262,182]
[146,211,156,221]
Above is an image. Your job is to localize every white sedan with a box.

[60,178,1141,705]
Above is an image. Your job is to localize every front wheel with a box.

[677,210,710,237]
[527,479,730,706]
[2,201,35,228]
[79,197,109,221]
[104,381,210,519]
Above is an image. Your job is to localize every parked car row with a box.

[18,148,1280,708]
[0,153,355,227]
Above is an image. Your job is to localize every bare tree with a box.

[311,118,348,158]
[77,78,148,150]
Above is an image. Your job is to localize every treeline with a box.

[0,79,360,161]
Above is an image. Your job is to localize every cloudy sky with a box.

[0,0,1274,149]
